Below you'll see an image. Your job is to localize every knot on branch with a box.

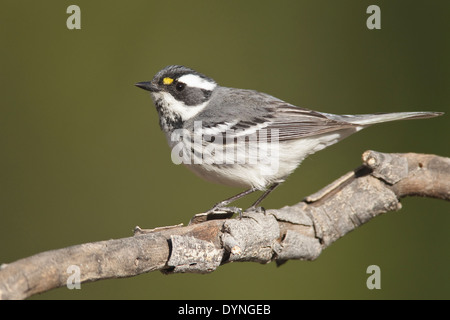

[221,212,279,263]
[362,150,408,184]
[164,235,224,274]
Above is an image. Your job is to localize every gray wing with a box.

[261,103,359,141]
[190,87,358,141]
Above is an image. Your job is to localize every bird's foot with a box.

[244,206,266,214]
[189,206,243,225]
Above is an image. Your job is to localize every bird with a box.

[135,65,442,215]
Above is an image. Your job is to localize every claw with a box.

[207,205,242,215]
[245,206,266,214]
[189,206,243,225]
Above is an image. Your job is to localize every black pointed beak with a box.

[135,81,159,92]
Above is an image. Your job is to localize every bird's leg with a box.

[246,183,280,212]
[210,187,258,211]
[189,188,257,224]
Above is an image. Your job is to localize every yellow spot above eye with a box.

[163,77,174,85]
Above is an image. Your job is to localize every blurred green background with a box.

[1,1,449,299]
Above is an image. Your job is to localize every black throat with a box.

[155,100,184,132]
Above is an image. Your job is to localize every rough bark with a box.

[0,150,448,300]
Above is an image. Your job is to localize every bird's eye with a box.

[176,82,186,91]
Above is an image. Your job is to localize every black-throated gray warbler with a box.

[136,65,442,215]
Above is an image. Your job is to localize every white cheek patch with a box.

[152,91,208,121]
[177,74,217,91]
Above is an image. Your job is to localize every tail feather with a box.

[327,111,443,126]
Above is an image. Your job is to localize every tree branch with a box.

[0,150,448,299]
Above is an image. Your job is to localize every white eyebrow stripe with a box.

[177,74,217,91]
